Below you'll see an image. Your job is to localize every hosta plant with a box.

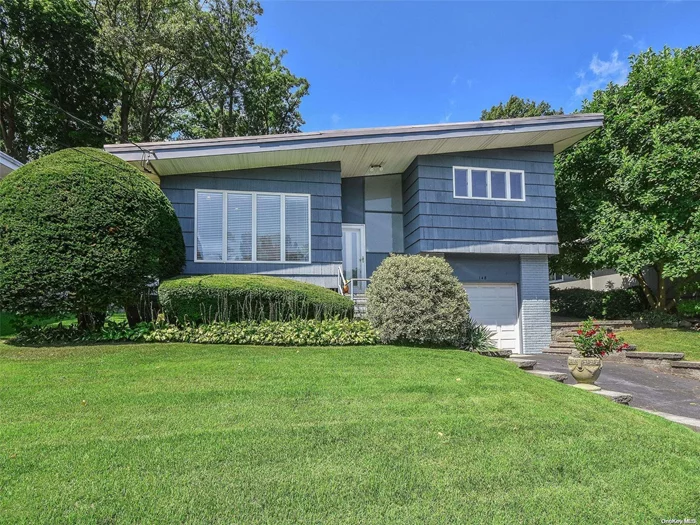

[572,318,629,358]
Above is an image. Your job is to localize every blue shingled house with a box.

[105,114,603,354]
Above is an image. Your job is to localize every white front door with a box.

[342,224,366,289]
[463,284,521,353]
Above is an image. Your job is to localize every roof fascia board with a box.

[107,115,603,163]
[0,151,23,170]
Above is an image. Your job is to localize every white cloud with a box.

[451,74,459,86]
[330,113,341,125]
[465,79,473,89]
[440,112,452,123]
[574,50,629,98]
[622,34,633,41]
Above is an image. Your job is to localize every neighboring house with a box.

[550,270,637,291]
[0,151,23,179]
[105,114,603,354]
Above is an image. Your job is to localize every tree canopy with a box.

[554,46,700,310]
[480,95,563,121]
[0,0,116,162]
[0,0,309,159]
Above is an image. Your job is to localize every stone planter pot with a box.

[567,355,603,384]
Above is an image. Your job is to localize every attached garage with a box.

[463,284,521,354]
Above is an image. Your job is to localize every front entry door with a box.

[342,224,366,291]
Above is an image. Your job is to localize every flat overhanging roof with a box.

[0,151,23,178]
[105,113,603,178]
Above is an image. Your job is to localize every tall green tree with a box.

[554,47,700,310]
[90,0,199,143]
[0,0,115,161]
[185,0,308,139]
[480,95,563,121]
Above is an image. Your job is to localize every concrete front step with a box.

[526,370,567,382]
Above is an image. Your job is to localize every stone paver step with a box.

[478,350,512,358]
[593,389,633,405]
[506,358,536,370]
[543,347,572,355]
[670,361,700,369]
[551,340,576,347]
[626,351,684,361]
[526,370,567,382]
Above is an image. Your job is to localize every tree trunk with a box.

[119,90,131,143]
[77,311,107,331]
[636,272,658,310]
[656,264,667,311]
[125,304,142,327]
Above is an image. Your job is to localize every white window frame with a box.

[452,166,526,202]
[194,189,312,264]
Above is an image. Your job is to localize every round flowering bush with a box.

[573,318,630,358]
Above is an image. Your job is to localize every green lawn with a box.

[625,328,700,361]
[1,343,698,523]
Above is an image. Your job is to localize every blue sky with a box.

[255,1,699,131]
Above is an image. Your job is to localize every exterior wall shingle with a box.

[402,146,559,255]
[161,162,342,288]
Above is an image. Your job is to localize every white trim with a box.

[452,166,526,202]
[341,223,367,280]
[194,188,311,264]
[463,282,521,354]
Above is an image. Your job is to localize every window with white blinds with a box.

[196,192,224,261]
[195,190,311,263]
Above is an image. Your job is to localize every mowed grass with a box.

[625,328,700,361]
[1,343,699,524]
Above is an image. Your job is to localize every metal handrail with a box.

[337,265,346,295]
[348,278,371,301]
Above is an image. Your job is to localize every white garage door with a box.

[463,284,520,353]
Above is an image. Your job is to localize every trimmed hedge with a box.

[11,319,378,347]
[550,286,647,319]
[0,148,185,323]
[159,274,354,323]
[366,254,470,346]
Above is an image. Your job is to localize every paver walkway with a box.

[533,353,700,420]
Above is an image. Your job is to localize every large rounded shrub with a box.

[159,274,354,323]
[0,148,185,327]
[366,254,470,346]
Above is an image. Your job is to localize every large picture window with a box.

[452,167,526,201]
[195,190,311,263]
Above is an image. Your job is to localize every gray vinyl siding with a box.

[520,255,552,354]
[402,146,559,255]
[161,162,342,288]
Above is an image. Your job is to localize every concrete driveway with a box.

[533,353,700,420]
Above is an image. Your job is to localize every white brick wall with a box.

[519,255,551,354]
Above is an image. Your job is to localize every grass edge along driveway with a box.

[1,342,699,524]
